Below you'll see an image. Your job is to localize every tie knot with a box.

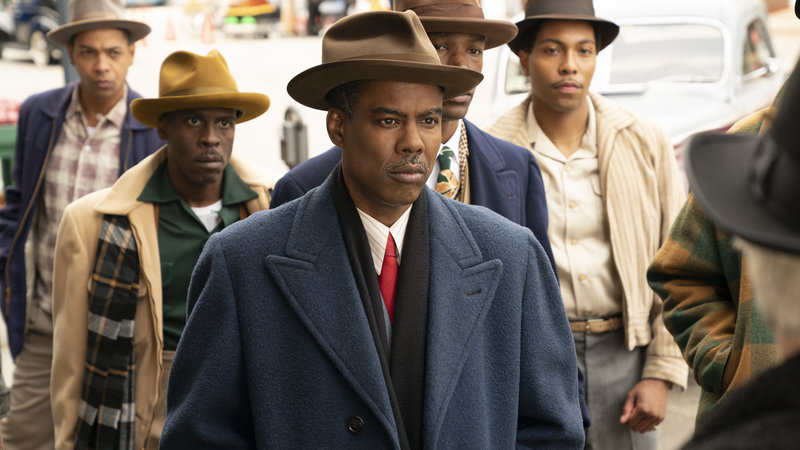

[437,146,455,170]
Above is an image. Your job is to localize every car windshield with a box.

[505,22,725,95]
[607,23,724,84]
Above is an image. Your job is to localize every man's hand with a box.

[619,378,670,433]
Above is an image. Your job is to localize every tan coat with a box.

[487,93,688,388]
[50,147,270,449]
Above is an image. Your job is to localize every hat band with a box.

[161,86,240,97]
[330,51,441,65]
[72,11,123,21]
[411,4,485,20]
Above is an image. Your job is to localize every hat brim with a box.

[686,132,800,253]
[287,59,483,111]
[130,92,270,128]
[47,18,151,46]
[508,15,619,55]
[419,17,518,49]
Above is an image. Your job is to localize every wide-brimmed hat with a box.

[287,10,483,111]
[131,50,270,128]
[508,0,619,55]
[395,0,517,50]
[685,58,800,255]
[47,0,150,46]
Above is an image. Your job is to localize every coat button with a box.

[346,416,364,435]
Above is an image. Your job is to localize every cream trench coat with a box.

[487,93,689,389]
[50,147,270,449]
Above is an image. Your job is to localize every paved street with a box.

[1,3,798,449]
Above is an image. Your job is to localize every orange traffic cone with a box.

[165,16,176,41]
[201,12,215,45]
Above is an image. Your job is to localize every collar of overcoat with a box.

[263,176,504,448]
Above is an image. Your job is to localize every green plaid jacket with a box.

[647,110,780,424]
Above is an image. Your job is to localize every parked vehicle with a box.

[0,0,61,66]
[222,0,278,38]
[477,0,786,177]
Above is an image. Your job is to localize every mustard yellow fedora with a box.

[47,0,150,46]
[395,0,517,49]
[131,50,270,128]
[287,10,483,111]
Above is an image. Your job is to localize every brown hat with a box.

[131,50,270,128]
[394,0,518,50]
[508,0,619,55]
[287,10,483,111]
[47,0,150,46]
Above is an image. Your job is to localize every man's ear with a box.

[326,108,345,148]
[518,50,531,77]
[156,116,168,141]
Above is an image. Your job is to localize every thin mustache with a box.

[385,155,430,173]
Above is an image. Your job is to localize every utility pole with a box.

[57,0,78,84]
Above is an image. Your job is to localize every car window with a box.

[742,19,773,75]
[606,23,723,84]
[504,22,725,95]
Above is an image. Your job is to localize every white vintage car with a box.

[472,0,786,179]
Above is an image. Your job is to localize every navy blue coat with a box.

[161,178,584,448]
[0,82,162,357]
[270,119,556,273]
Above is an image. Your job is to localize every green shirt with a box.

[138,160,257,350]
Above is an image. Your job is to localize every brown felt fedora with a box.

[131,50,270,128]
[287,10,483,111]
[686,58,800,255]
[508,0,619,55]
[394,0,518,50]
[47,0,150,46]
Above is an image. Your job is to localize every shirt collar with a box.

[356,205,413,273]
[138,159,257,206]
[441,119,462,155]
[66,84,128,129]
[526,95,598,161]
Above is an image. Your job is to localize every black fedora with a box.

[508,0,619,55]
[685,58,800,254]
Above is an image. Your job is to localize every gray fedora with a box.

[508,0,619,55]
[287,10,483,111]
[685,58,800,254]
[47,0,151,46]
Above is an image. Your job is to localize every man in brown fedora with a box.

[48,49,270,449]
[161,10,584,449]
[0,0,159,447]
[270,0,558,276]
[487,0,688,449]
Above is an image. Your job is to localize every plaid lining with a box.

[74,215,139,450]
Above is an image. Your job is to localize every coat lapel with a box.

[422,191,503,446]
[263,180,399,445]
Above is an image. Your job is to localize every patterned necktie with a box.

[378,233,398,323]
[435,146,459,199]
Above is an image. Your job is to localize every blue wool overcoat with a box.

[269,119,556,273]
[161,177,584,449]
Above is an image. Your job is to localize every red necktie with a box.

[378,233,398,323]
